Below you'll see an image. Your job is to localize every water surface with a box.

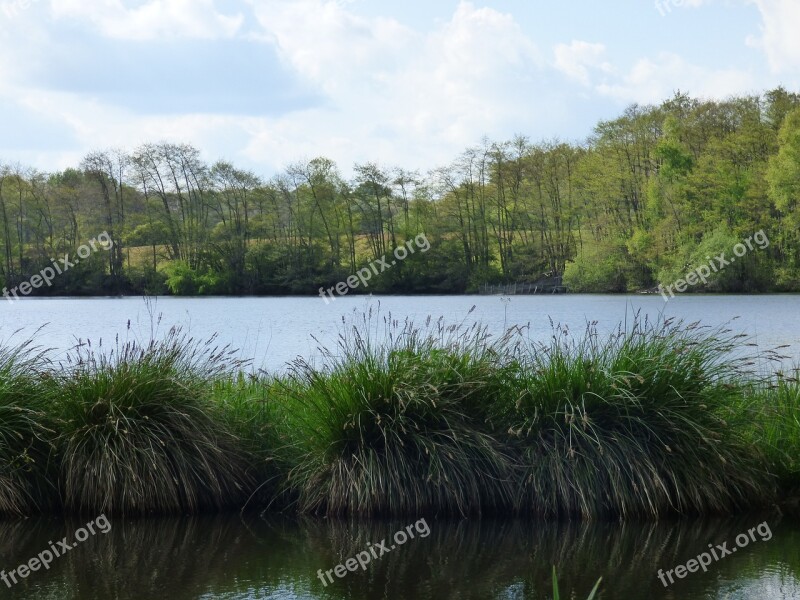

[1,515,798,599]
[2,295,800,599]
[2,294,798,372]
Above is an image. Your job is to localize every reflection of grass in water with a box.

[300,516,798,600]
[553,567,601,600]
[0,515,798,600]
[300,518,613,599]
[0,516,321,600]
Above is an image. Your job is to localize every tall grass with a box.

[749,373,800,493]
[0,335,54,515]
[213,374,291,510]
[0,310,795,519]
[493,317,774,518]
[278,310,515,517]
[52,328,253,515]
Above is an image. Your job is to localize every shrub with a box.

[750,374,800,492]
[53,329,253,515]
[492,317,774,518]
[279,311,515,516]
[563,242,629,292]
[214,374,289,510]
[0,337,55,515]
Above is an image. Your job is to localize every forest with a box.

[2,87,800,297]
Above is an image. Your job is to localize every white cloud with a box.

[554,41,613,86]
[746,0,800,75]
[0,0,554,174]
[242,0,548,170]
[50,0,243,40]
[7,85,254,165]
[595,53,755,104]
[0,0,788,177]
[250,0,416,94]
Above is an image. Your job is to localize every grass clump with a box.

[494,316,774,519]
[279,311,515,517]
[0,309,794,520]
[214,374,289,510]
[0,337,55,516]
[53,329,253,516]
[749,373,800,493]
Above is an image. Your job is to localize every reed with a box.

[0,311,792,519]
[0,336,54,515]
[277,310,515,516]
[52,328,253,515]
[492,317,775,518]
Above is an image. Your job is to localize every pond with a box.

[2,294,799,599]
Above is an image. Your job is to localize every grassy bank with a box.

[0,314,797,518]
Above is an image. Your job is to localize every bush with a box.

[563,242,629,292]
[0,338,55,515]
[749,375,800,492]
[0,311,791,519]
[278,310,515,516]
[53,329,253,515]
[214,374,288,509]
[491,317,774,518]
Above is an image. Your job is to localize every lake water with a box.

[1,514,798,599]
[1,294,799,373]
[2,294,800,599]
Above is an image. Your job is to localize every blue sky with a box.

[0,0,797,176]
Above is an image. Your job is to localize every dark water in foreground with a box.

[1,515,798,599]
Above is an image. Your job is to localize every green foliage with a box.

[767,108,800,223]
[748,375,800,491]
[213,374,289,508]
[126,265,168,295]
[277,312,515,516]
[658,226,771,292]
[3,88,800,297]
[163,261,229,295]
[52,329,253,515]
[0,313,797,518]
[0,338,54,515]
[563,242,628,292]
[658,227,737,291]
[491,318,773,518]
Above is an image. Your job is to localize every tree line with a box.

[2,87,800,297]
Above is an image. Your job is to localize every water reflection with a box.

[1,514,798,599]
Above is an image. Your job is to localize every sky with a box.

[0,0,798,178]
